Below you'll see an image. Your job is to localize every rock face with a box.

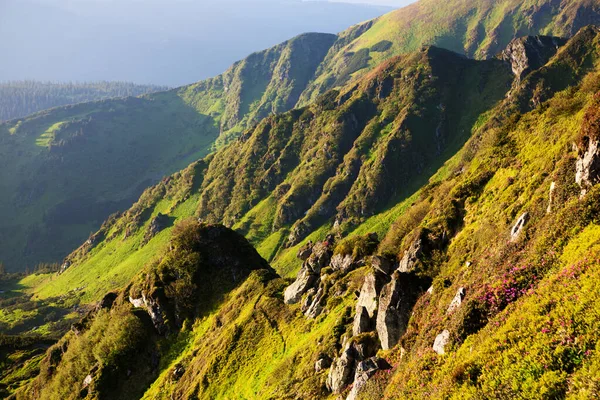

[398,238,422,272]
[304,285,326,319]
[306,239,334,273]
[284,266,318,305]
[446,287,465,314]
[346,357,390,400]
[330,253,355,273]
[501,36,566,80]
[433,330,451,355]
[576,137,600,195]
[510,212,529,242]
[326,339,378,394]
[145,213,171,241]
[326,345,355,393]
[376,273,427,350]
[284,235,336,305]
[352,306,372,336]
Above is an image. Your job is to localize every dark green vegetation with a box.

[3,0,600,273]
[3,21,600,399]
[0,81,169,122]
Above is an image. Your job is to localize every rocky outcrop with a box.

[576,137,600,195]
[371,255,396,276]
[326,344,355,393]
[143,213,171,244]
[376,272,428,350]
[304,285,326,319]
[446,287,465,314]
[306,236,335,273]
[346,357,391,400]
[398,238,422,273]
[326,338,378,394]
[433,330,451,355]
[501,36,566,81]
[352,306,371,336]
[510,212,529,241]
[129,293,167,334]
[284,266,319,305]
[297,241,314,261]
[330,253,355,273]
[284,235,336,305]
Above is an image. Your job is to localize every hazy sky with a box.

[1,0,400,86]
[330,0,416,6]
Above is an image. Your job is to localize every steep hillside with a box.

[0,81,169,122]
[5,25,600,399]
[0,32,336,272]
[3,0,599,273]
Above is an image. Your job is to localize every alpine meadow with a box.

[3,0,600,399]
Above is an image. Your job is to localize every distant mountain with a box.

[0,81,169,121]
[0,0,393,86]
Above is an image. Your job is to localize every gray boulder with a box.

[576,137,600,195]
[346,357,390,400]
[330,253,355,273]
[283,266,318,304]
[398,238,422,272]
[326,345,355,393]
[446,287,466,314]
[510,212,529,242]
[352,306,371,336]
[304,285,325,319]
[376,273,425,350]
[433,330,451,355]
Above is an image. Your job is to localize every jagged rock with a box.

[326,338,378,394]
[284,266,318,305]
[346,357,391,400]
[297,241,314,261]
[446,287,466,314]
[376,273,427,350]
[315,355,332,372]
[355,271,387,319]
[330,253,355,273]
[371,255,395,276]
[326,345,355,393]
[433,330,451,355]
[510,212,529,241]
[352,306,371,336]
[306,236,335,273]
[547,182,556,213]
[398,238,422,273]
[300,287,317,313]
[305,285,325,318]
[501,36,566,81]
[576,137,600,195]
